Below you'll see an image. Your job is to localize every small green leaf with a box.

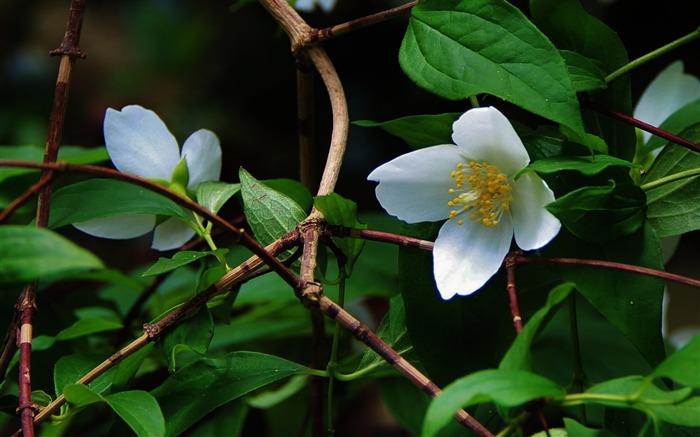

[353,113,460,149]
[560,50,606,92]
[142,249,228,277]
[314,193,367,274]
[546,181,646,243]
[196,181,240,214]
[239,167,306,256]
[400,0,584,136]
[159,305,214,372]
[563,418,618,436]
[0,226,103,284]
[644,125,700,237]
[652,334,700,388]
[151,351,309,437]
[64,385,165,437]
[54,355,117,398]
[642,99,700,156]
[49,179,186,229]
[423,369,564,437]
[518,154,638,178]
[55,318,122,340]
[0,145,109,183]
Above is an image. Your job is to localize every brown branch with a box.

[504,253,523,333]
[309,1,417,43]
[325,225,435,250]
[13,2,87,435]
[297,56,317,192]
[579,93,700,153]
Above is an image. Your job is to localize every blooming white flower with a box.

[634,60,700,147]
[293,0,336,13]
[368,107,561,299]
[74,105,222,250]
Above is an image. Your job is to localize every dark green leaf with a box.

[423,369,564,437]
[530,0,635,160]
[55,318,122,340]
[142,249,228,277]
[563,418,617,437]
[151,351,309,437]
[263,178,313,213]
[314,193,367,274]
[400,0,584,136]
[239,167,306,257]
[0,226,103,284]
[643,99,700,155]
[54,355,116,397]
[0,145,108,183]
[196,181,240,215]
[546,181,646,243]
[49,179,186,229]
[353,113,460,149]
[644,125,700,237]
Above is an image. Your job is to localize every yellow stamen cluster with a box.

[447,161,513,227]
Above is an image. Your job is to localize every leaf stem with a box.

[640,167,700,191]
[326,267,347,436]
[605,28,700,84]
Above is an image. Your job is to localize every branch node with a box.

[142,323,160,340]
[299,281,323,306]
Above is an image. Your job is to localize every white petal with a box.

[151,217,197,251]
[433,214,513,299]
[181,129,222,191]
[73,214,155,239]
[368,145,463,223]
[451,107,530,174]
[294,0,314,12]
[104,105,181,180]
[634,61,700,144]
[510,172,560,250]
[317,0,336,12]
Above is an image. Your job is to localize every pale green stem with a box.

[326,267,347,436]
[605,28,700,84]
[193,214,231,270]
[640,168,700,191]
[469,95,480,108]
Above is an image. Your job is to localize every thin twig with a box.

[0,172,56,224]
[504,253,523,333]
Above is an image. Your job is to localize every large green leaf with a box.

[353,113,460,149]
[644,125,700,237]
[423,369,564,437]
[0,144,108,183]
[63,384,165,437]
[151,351,309,437]
[530,0,634,160]
[0,226,103,284]
[239,167,306,257]
[652,334,700,389]
[399,0,584,135]
[159,305,214,372]
[49,179,186,229]
[542,224,666,368]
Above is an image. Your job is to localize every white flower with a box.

[74,105,222,251]
[293,0,336,13]
[367,107,561,299]
[634,60,700,146]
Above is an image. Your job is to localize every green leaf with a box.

[142,249,229,277]
[0,226,103,284]
[642,99,700,155]
[530,0,634,160]
[423,369,564,437]
[49,179,186,229]
[652,334,700,388]
[560,50,606,92]
[196,181,240,214]
[64,385,165,437]
[159,305,214,372]
[518,154,638,178]
[644,125,700,237]
[0,144,108,183]
[239,167,306,256]
[151,351,309,437]
[546,181,646,243]
[263,178,313,213]
[314,193,367,274]
[353,113,460,149]
[54,354,116,397]
[499,283,574,371]
[543,224,666,369]
[55,318,122,340]
[563,418,618,437]
[400,0,584,136]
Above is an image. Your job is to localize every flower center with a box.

[447,161,513,227]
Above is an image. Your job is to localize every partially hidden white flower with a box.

[293,0,336,13]
[74,105,222,251]
[634,60,700,147]
[368,107,561,300]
